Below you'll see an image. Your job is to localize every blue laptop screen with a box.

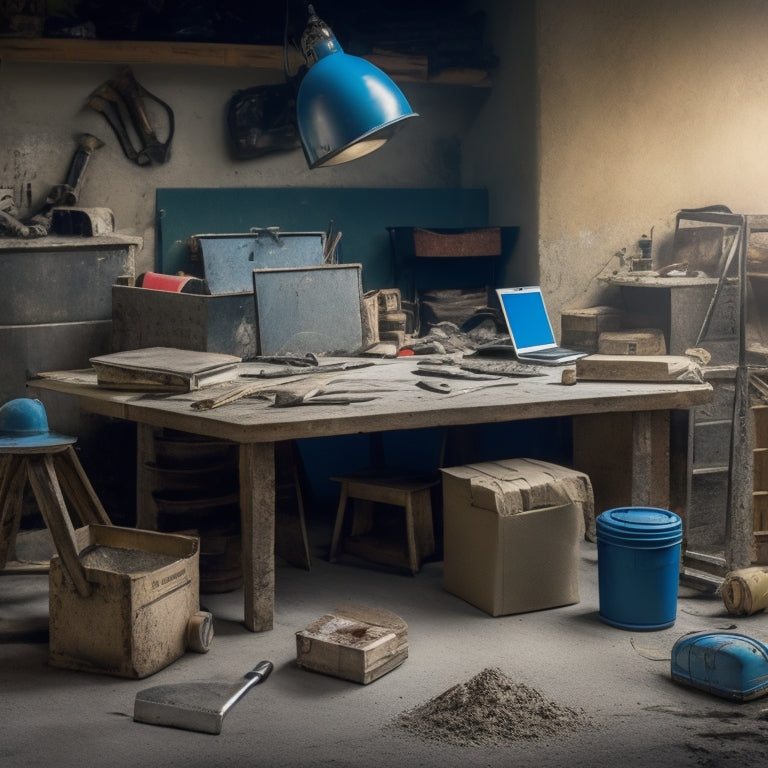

[499,289,556,350]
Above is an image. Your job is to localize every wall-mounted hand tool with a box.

[87,67,174,166]
[0,134,104,238]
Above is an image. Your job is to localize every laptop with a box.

[477,286,588,365]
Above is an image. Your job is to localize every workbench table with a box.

[29,357,712,632]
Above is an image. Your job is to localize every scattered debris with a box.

[394,667,590,746]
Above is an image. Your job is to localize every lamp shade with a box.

[296,8,418,169]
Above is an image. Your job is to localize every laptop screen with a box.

[496,287,557,353]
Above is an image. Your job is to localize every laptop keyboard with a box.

[522,346,577,359]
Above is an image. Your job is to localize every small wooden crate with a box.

[561,306,623,352]
[296,605,408,684]
[598,328,667,356]
[49,525,200,679]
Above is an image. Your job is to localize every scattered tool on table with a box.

[133,660,273,734]
[192,382,272,410]
[272,389,378,407]
[416,379,517,397]
[241,360,377,378]
[413,366,502,381]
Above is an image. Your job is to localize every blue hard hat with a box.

[0,398,76,450]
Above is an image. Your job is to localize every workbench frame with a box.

[30,359,712,631]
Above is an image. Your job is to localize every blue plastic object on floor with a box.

[596,507,683,630]
[671,632,768,701]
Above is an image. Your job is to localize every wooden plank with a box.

[727,367,754,569]
[576,355,699,382]
[26,454,90,597]
[239,442,275,632]
[0,455,27,569]
[753,491,768,531]
[0,38,286,69]
[0,39,480,86]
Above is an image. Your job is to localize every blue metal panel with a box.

[192,231,325,295]
[156,187,491,291]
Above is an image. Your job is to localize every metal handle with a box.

[220,661,274,719]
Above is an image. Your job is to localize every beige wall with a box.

[467,0,768,333]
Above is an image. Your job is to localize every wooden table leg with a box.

[135,423,157,530]
[239,442,275,632]
[631,410,670,509]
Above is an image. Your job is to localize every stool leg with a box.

[403,497,419,575]
[329,483,349,562]
[26,454,90,598]
[0,455,27,569]
[411,489,436,560]
[53,446,111,526]
[405,489,436,574]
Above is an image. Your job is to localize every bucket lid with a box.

[596,507,682,545]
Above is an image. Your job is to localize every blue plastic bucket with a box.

[596,507,683,630]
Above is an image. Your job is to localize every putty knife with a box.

[133,660,273,734]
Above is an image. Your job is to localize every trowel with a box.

[133,660,273,734]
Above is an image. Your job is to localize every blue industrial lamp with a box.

[296,4,418,168]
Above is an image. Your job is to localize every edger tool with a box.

[133,660,273,734]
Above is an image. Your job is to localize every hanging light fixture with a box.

[295,4,418,169]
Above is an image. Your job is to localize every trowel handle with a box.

[246,661,274,684]
[221,661,274,718]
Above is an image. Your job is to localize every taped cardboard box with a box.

[441,460,590,617]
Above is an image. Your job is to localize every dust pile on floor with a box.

[395,667,591,746]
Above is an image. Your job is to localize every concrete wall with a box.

[0,61,487,272]
[5,1,768,327]
[465,0,768,333]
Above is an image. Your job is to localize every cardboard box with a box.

[49,525,200,678]
[441,460,587,616]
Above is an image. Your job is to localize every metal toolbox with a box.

[112,231,325,359]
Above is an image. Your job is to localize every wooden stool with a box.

[329,472,437,574]
[0,444,110,594]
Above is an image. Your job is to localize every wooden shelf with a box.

[0,38,491,87]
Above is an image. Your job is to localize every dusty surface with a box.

[3,535,768,767]
[395,666,590,745]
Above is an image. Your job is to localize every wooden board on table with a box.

[576,354,700,382]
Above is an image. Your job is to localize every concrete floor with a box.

[2,528,768,768]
